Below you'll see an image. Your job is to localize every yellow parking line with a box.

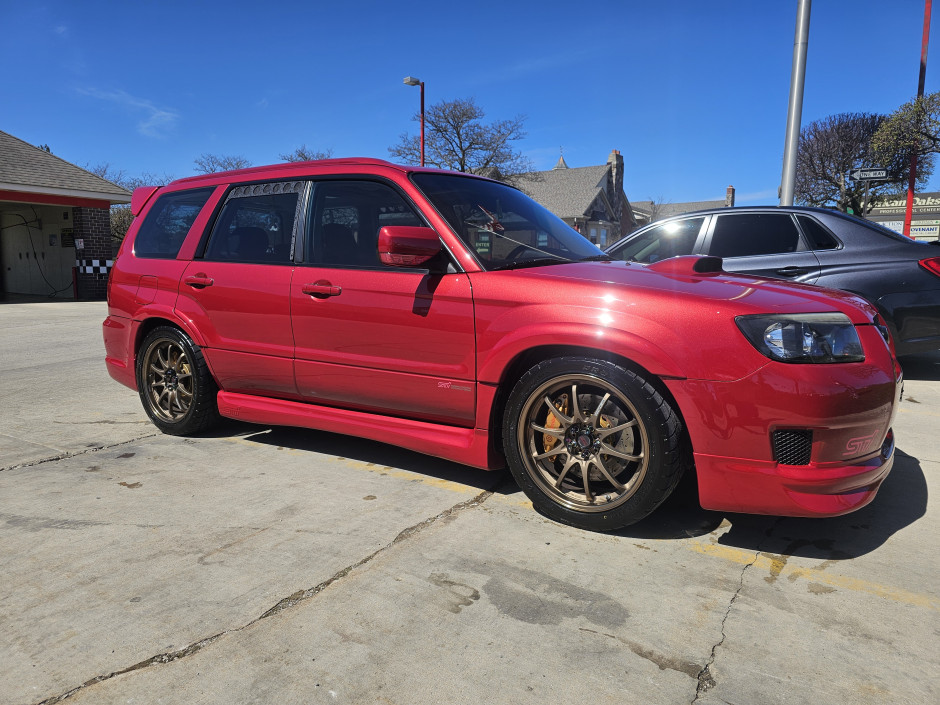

[690,541,939,611]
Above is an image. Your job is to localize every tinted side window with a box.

[133,188,213,259]
[709,213,802,258]
[797,215,840,250]
[204,182,304,264]
[612,217,705,263]
[308,181,423,267]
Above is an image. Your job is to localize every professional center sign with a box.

[868,192,940,240]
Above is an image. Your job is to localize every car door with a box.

[174,181,304,399]
[290,178,476,426]
[703,211,821,283]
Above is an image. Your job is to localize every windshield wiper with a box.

[488,257,574,271]
[580,254,612,261]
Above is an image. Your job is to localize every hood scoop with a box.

[645,255,724,276]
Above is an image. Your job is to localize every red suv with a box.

[104,159,901,531]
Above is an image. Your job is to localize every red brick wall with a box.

[73,206,111,300]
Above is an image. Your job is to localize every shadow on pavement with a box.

[714,448,927,560]
[207,420,927,559]
[232,423,507,494]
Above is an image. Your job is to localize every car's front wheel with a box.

[136,326,219,436]
[502,357,687,531]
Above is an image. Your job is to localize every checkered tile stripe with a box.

[75,259,113,275]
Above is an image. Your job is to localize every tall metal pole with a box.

[780,0,812,206]
[419,81,425,168]
[903,0,932,237]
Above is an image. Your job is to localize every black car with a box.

[605,205,940,355]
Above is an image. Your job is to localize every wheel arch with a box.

[485,344,692,469]
[133,313,218,384]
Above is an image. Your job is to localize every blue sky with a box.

[1,0,938,205]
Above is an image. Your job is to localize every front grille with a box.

[772,429,813,465]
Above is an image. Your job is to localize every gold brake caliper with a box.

[543,393,569,453]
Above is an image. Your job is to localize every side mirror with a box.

[378,226,442,267]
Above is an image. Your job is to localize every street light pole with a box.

[779,0,812,207]
[403,76,425,167]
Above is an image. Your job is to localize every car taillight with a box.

[918,256,940,277]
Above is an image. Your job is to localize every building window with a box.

[600,228,608,247]
[590,227,597,243]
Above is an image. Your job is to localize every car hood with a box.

[512,258,880,324]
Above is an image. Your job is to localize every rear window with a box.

[133,188,214,259]
[709,213,802,258]
[204,182,305,264]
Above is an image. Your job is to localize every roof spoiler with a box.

[645,255,724,275]
[131,186,160,216]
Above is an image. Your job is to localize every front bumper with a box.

[666,329,901,518]
[690,431,894,517]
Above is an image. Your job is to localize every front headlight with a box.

[735,313,864,363]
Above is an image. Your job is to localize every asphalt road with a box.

[0,300,937,705]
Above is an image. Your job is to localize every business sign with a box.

[850,168,889,181]
[878,219,940,240]
[870,193,940,215]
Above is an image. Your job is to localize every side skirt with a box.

[217,391,503,470]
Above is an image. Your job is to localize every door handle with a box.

[302,282,342,298]
[774,266,808,277]
[184,274,214,288]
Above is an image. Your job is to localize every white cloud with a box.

[77,87,180,138]
[54,25,68,37]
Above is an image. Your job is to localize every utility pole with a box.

[903,0,932,237]
[780,0,812,207]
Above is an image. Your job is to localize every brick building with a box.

[0,130,130,299]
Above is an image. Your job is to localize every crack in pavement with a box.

[691,517,784,704]
[1,433,160,473]
[31,479,504,705]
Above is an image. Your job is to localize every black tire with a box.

[136,326,220,436]
[502,357,687,531]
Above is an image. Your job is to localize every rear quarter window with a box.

[133,188,214,259]
[796,215,840,250]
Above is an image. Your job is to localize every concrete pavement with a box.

[1,301,937,705]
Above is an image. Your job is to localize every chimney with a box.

[725,185,735,208]
[608,149,624,235]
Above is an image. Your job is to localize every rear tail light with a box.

[918,256,940,277]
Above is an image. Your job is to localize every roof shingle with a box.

[0,130,131,203]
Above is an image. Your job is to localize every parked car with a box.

[104,161,900,531]
[605,205,940,356]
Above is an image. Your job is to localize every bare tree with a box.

[388,97,534,185]
[86,163,175,240]
[795,112,930,214]
[193,153,251,174]
[280,145,334,162]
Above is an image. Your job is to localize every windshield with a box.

[411,172,604,270]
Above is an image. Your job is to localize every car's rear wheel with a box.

[502,357,687,531]
[137,326,219,435]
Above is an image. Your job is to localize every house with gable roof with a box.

[523,150,637,249]
[0,130,130,299]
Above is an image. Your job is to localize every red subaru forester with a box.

[103,159,901,531]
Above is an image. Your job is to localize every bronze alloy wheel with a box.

[141,336,195,422]
[517,373,650,513]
